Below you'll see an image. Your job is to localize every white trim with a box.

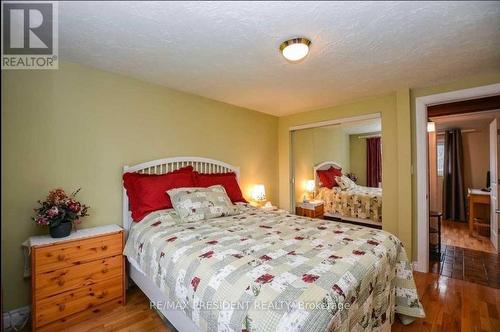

[414,83,500,273]
[122,156,240,233]
[289,113,381,131]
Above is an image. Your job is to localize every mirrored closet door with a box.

[291,114,383,228]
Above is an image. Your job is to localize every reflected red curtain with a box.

[366,137,382,188]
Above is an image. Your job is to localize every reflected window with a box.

[437,141,444,177]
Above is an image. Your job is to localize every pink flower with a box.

[36,216,48,225]
[68,201,81,213]
[46,206,59,217]
[352,250,365,255]
[206,240,218,245]
[259,255,272,261]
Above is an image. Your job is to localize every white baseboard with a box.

[3,306,30,331]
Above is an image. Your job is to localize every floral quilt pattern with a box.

[318,186,382,223]
[124,206,423,332]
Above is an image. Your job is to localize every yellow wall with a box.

[1,62,278,310]
[292,126,350,202]
[279,91,413,257]
[462,129,490,190]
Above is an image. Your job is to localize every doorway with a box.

[427,110,500,287]
[428,110,498,253]
[415,84,500,279]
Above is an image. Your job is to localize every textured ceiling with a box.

[59,1,500,116]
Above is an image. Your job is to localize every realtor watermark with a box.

[1,1,58,69]
[150,299,351,313]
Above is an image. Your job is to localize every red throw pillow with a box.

[194,172,247,203]
[123,166,194,221]
[316,167,342,189]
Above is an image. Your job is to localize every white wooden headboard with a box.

[313,161,342,187]
[122,156,240,232]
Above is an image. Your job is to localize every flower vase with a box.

[49,222,72,238]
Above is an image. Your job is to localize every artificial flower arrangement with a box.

[33,188,89,238]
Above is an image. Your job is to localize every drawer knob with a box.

[58,279,65,286]
[58,303,66,311]
[57,254,65,261]
[101,245,108,251]
[96,291,107,299]
[101,267,108,274]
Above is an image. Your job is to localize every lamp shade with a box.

[305,180,315,193]
[427,122,436,132]
[251,184,266,202]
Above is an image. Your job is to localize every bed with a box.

[122,157,423,332]
[314,161,382,228]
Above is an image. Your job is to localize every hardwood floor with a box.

[392,272,500,332]
[21,272,499,332]
[21,287,170,332]
[442,220,496,253]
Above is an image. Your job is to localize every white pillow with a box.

[167,185,240,222]
[335,175,356,191]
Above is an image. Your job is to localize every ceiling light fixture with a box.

[280,37,311,62]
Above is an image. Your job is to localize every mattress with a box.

[123,205,423,332]
[317,186,382,223]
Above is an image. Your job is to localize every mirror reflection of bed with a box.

[291,114,383,229]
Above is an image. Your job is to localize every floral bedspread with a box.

[317,186,382,223]
[124,206,423,332]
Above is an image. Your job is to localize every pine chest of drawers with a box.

[29,225,125,331]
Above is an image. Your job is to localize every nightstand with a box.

[296,201,324,219]
[25,225,125,331]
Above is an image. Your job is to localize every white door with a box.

[490,118,499,251]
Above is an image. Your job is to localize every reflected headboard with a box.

[313,161,342,187]
[122,156,240,233]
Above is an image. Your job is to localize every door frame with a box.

[415,83,500,272]
[490,118,499,251]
